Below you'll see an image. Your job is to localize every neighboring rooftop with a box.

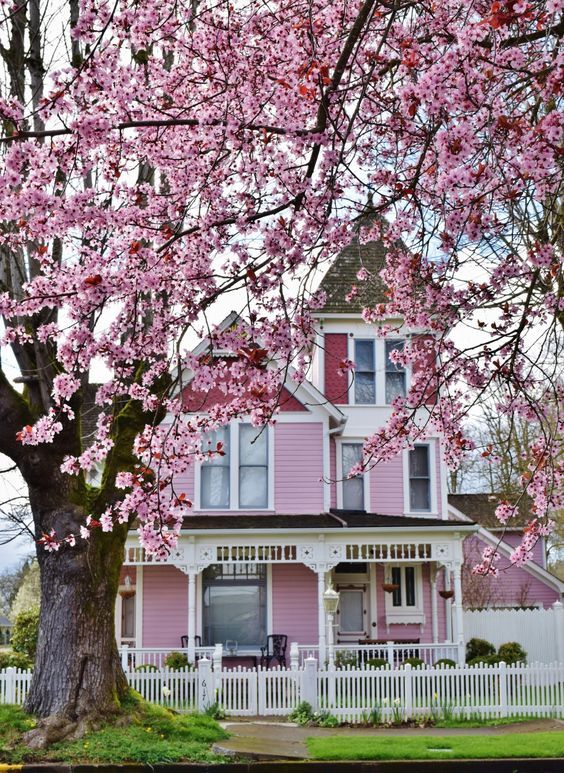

[0,614,12,627]
[317,207,389,314]
[448,493,532,530]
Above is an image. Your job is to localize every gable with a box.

[181,382,308,413]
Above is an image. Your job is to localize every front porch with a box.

[120,514,475,667]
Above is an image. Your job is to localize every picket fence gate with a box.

[2,660,563,723]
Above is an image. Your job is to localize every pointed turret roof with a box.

[317,206,389,314]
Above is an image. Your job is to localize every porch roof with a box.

[180,510,475,531]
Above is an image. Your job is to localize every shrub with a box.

[204,701,226,720]
[400,657,425,668]
[315,710,340,727]
[335,650,357,669]
[135,663,158,672]
[0,651,33,669]
[498,642,527,664]
[289,701,314,726]
[466,637,495,662]
[366,658,390,670]
[11,608,39,660]
[164,651,191,670]
[467,654,502,666]
[434,658,456,668]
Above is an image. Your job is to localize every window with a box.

[202,564,267,648]
[354,339,375,403]
[385,340,406,403]
[385,565,424,624]
[239,424,268,508]
[342,443,364,510]
[201,427,231,508]
[200,424,270,509]
[391,566,416,608]
[409,445,431,511]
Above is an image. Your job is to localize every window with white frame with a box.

[354,339,376,403]
[200,424,269,509]
[409,445,431,511]
[385,340,406,403]
[385,564,424,623]
[342,443,365,510]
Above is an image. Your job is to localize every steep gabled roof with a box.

[317,208,389,314]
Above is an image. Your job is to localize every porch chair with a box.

[260,634,288,668]
[180,634,202,653]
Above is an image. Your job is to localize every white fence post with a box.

[386,641,395,668]
[499,661,507,718]
[553,602,564,664]
[198,657,213,711]
[5,667,16,704]
[403,663,413,720]
[290,642,299,671]
[120,644,129,671]
[301,657,318,712]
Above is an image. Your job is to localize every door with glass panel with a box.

[336,587,368,643]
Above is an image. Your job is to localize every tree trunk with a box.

[24,503,129,729]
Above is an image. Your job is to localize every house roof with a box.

[448,493,532,530]
[317,208,389,314]
[0,614,12,627]
[180,511,474,531]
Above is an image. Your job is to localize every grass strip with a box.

[0,695,228,765]
[307,731,564,760]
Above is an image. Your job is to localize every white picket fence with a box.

[464,602,564,664]
[3,660,563,723]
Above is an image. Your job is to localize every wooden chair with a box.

[260,634,288,668]
[180,634,202,650]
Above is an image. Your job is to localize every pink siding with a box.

[324,333,349,404]
[464,535,558,608]
[182,382,307,413]
[275,422,324,513]
[142,566,189,647]
[370,453,404,515]
[271,564,318,645]
[330,437,337,508]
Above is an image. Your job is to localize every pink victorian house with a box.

[117,232,563,668]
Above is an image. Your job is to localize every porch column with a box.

[452,562,465,664]
[317,567,327,667]
[444,567,453,642]
[430,564,439,644]
[187,571,197,663]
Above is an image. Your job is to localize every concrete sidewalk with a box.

[213,718,564,760]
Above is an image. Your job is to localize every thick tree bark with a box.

[24,515,128,722]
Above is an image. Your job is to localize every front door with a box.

[337,587,368,643]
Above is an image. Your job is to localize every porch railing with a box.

[297,642,460,667]
[118,645,215,670]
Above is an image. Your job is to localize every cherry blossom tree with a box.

[0,0,561,739]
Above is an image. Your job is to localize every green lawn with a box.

[307,731,564,760]
[0,695,228,765]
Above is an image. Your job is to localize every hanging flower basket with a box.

[382,583,400,593]
[119,588,135,599]
[439,589,454,599]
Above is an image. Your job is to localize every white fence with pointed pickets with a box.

[2,660,563,722]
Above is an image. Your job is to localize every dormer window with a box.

[354,339,376,404]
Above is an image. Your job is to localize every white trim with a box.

[266,564,273,635]
[136,566,143,647]
[336,437,370,511]
[322,416,331,512]
[439,439,449,520]
[403,440,438,516]
[384,564,425,624]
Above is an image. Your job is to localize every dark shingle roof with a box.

[448,493,532,530]
[180,511,472,531]
[318,208,389,314]
[0,614,12,627]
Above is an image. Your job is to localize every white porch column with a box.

[430,564,439,644]
[187,571,197,663]
[444,566,453,642]
[452,562,465,664]
[317,567,327,667]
